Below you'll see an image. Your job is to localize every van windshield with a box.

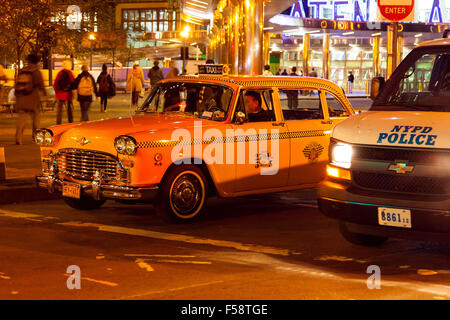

[371,46,450,112]
[137,82,234,121]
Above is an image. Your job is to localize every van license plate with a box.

[62,182,81,199]
[378,207,411,228]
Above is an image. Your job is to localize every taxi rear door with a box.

[280,88,333,186]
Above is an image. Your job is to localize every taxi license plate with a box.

[378,207,411,228]
[62,182,81,199]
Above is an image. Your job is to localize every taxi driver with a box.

[244,91,271,122]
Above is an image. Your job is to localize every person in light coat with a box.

[126,62,145,107]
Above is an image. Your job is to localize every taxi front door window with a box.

[236,90,274,123]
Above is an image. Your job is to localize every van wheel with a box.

[339,222,388,246]
[156,165,208,223]
[63,197,106,210]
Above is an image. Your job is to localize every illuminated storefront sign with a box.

[289,0,450,23]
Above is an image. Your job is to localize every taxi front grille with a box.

[352,171,448,195]
[56,149,126,181]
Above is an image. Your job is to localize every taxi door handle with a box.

[272,122,285,127]
[321,120,333,125]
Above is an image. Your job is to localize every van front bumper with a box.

[318,180,450,242]
[36,174,159,202]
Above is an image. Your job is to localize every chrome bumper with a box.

[36,174,159,202]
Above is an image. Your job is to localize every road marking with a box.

[57,221,299,256]
[135,259,154,272]
[124,254,196,258]
[119,280,225,299]
[315,255,368,264]
[64,274,118,287]
[155,259,212,265]
[417,269,438,276]
[1,209,300,256]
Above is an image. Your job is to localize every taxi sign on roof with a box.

[198,64,230,75]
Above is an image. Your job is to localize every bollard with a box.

[0,147,6,181]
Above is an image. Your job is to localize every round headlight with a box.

[115,136,137,155]
[35,131,45,144]
[35,129,54,146]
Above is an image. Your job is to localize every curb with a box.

[0,179,61,205]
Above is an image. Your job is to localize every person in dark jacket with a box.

[147,60,164,88]
[96,64,113,112]
[72,65,97,122]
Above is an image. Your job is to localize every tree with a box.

[0,0,57,70]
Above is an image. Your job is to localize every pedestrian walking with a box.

[281,69,288,75]
[287,67,299,109]
[166,61,179,79]
[96,64,115,113]
[348,71,355,94]
[263,65,273,76]
[126,62,145,107]
[14,54,48,145]
[147,60,164,88]
[54,60,75,124]
[276,68,281,75]
[72,65,97,122]
[309,68,318,77]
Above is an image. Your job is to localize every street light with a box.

[89,33,95,70]
[180,26,191,74]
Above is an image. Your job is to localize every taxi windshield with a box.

[138,82,234,121]
[372,46,450,112]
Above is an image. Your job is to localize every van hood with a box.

[332,111,450,149]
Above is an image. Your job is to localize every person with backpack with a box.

[96,64,115,113]
[54,60,75,124]
[147,60,164,88]
[14,54,48,145]
[126,62,145,107]
[72,65,97,122]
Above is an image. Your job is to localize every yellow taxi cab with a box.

[36,67,355,223]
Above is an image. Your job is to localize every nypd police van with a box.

[318,32,450,246]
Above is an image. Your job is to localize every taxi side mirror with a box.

[234,111,246,124]
[370,77,385,101]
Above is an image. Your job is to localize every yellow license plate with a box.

[62,182,81,199]
[378,207,411,228]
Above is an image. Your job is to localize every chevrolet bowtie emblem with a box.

[78,137,91,146]
[388,162,414,174]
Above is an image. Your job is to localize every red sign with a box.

[378,0,415,22]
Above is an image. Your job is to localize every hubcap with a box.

[170,173,203,217]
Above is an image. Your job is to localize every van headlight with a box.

[114,136,137,155]
[330,140,353,169]
[35,129,54,146]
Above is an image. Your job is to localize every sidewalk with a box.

[0,93,138,204]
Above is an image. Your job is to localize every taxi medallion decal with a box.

[302,142,324,162]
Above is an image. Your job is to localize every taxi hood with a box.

[53,113,220,153]
[332,111,450,149]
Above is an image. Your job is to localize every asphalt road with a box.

[0,189,449,300]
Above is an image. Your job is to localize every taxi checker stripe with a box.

[136,130,325,149]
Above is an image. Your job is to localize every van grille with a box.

[352,171,448,195]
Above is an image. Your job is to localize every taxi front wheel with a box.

[339,222,388,247]
[63,197,106,210]
[156,165,208,223]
